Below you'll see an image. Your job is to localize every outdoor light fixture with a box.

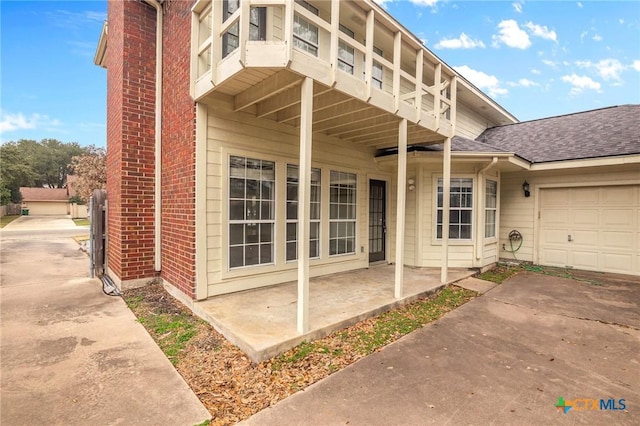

[522,180,530,197]
[408,178,415,191]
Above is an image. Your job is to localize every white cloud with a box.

[592,34,602,42]
[434,33,486,49]
[577,2,583,8]
[524,22,557,42]
[619,19,625,25]
[507,78,539,88]
[409,0,438,6]
[576,59,625,81]
[632,60,640,72]
[531,68,541,75]
[541,59,558,69]
[512,2,523,13]
[561,74,601,95]
[454,65,508,98]
[0,111,61,134]
[492,20,531,49]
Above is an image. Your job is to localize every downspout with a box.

[475,157,498,262]
[144,0,163,272]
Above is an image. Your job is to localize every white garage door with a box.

[539,185,639,276]
[27,202,69,216]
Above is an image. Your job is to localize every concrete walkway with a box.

[193,265,475,362]
[2,215,80,230]
[0,232,210,424]
[242,272,640,425]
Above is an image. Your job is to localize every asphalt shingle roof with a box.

[20,187,69,202]
[478,104,640,164]
[422,136,511,153]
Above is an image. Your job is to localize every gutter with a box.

[144,0,163,273]
[475,157,498,262]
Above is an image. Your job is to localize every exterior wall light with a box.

[408,178,415,191]
[523,180,531,197]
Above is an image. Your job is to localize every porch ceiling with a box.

[207,68,444,150]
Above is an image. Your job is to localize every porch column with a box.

[297,77,313,333]
[395,119,408,298]
[440,136,451,284]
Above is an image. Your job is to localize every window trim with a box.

[329,170,358,256]
[286,164,322,262]
[484,179,498,239]
[293,0,319,57]
[435,176,474,242]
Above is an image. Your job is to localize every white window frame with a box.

[293,1,319,56]
[329,170,357,256]
[286,164,322,261]
[228,155,276,269]
[436,177,473,240]
[338,24,355,75]
[485,179,497,238]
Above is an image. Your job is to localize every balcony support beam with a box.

[329,0,340,85]
[395,118,408,299]
[297,76,314,334]
[415,49,423,123]
[277,90,351,123]
[364,9,374,100]
[234,70,302,111]
[257,84,332,118]
[434,63,441,130]
[392,31,401,113]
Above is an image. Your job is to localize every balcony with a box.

[191,0,459,148]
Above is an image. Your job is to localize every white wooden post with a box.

[364,9,374,99]
[395,118,407,298]
[415,49,423,122]
[297,77,313,333]
[392,31,401,113]
[329,0,339,85]
[440,136,451,284]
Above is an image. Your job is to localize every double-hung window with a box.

[372,46,383,89]
[228,156,275,268]
[286,165,321,261]
[485,180,497,238]
[293,0,319,56]
[223,0,266,58]
[329,171,357,255]
[437,178,473,239]
[338,25,355,75]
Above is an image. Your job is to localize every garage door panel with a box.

[572,209,598,227]
[571,187,599,204]
[602,231,633,250]
[602,209,633,227]
[602,253,633,274]
[539,185,638,276]
[601,186,636,205]
[571,250,599,270]
[541,249,568,267]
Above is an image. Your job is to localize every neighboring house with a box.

[94,0,639,331]
[19,187,70,216]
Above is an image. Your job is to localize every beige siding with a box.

[499,164,640,270]
[23,201,69,216]
[455,102,492,140]
[204,95,392,296]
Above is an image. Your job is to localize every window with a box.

[222,0,266,58]
[228,156,275,268]
[485,180,497,238]
[330,171,357,255]
[293,1,319,56]
[338,25,355,75]
[362,46,383,89]
[286,165,321,261]
[437,178,473,239]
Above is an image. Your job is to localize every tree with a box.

[27,139,85,188]
[0,142,35,204]
[70,146,106,203]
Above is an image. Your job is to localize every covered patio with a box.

[192,265,475,362]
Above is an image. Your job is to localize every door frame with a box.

[368,178,388,263]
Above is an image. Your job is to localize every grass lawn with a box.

[73,218,90,226]
[0,215,20,228]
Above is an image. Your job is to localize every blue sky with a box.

[1,0,639,148]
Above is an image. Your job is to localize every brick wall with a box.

[106,0,157,282]
[160,0,198,298]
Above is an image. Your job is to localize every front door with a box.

[369,180,386,262]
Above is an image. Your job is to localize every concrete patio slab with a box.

[456,276,498,294]
[242,271,640,425]
[192,265,475,362]
[0,235,210,425]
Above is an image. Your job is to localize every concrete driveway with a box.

[0,229,210,424]
[244,271,640,425]
[2,215,79,230]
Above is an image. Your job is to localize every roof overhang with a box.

[375,150,529,172]
[529,154,640,172]
[94,21,108,68]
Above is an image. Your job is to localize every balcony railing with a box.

[191,0,456,137]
